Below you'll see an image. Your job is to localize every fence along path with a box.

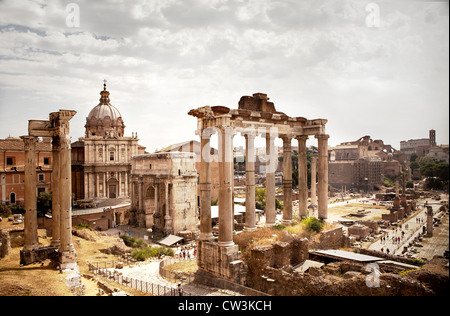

[88,261,192,296]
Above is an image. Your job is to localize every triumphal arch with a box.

[189,92,329,285]
[20,110,77,270]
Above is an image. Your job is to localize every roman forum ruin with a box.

[20,110,77,270]
[189,92,329,284]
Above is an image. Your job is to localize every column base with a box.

[218,240,235,247]
[281,219,293,226]
[243,226,257,232]
[199,232,215,241]
[59,249,78,271]
[23,243,39,252]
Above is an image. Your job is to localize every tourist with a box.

[386,248,390,254]
[178,282,183,296]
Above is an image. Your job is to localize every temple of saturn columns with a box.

[189,92,329,285]
[20,110,77,270]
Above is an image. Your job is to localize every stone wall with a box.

[195,241,246,286]
[310,227,348,249]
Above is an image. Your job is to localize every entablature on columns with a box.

[188,96,327,139]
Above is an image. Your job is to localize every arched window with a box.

[146,186,155,199]
[10,192,16,204]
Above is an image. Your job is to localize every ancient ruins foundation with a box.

[189,92,329,285]
[20,110,77,270]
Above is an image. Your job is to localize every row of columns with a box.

[198,125,329,247]
[84,171,129,199]
[21,133,74,254]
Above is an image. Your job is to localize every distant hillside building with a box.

[400,129,448,163]
[329,136,404,191]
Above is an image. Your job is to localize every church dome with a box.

[85,81,125,138]
[88,103,122,121]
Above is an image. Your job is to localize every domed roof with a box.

[88,103,122,121]
[85,81,125,138]
[87,81,122,121]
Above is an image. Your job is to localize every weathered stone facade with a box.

[129,152,198,236]
[74,82,145,200]
[189,92,329,288]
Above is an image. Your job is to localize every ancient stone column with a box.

[218,126,234,247]
[244,132,256,232]
[426,206,433,237]
[316,134,329,220]
[282,136,293,224]
[21,136,39,251]
[199,128,214,241]
[265,133,276,226]
[0,230,11,258]
[59,130,74,254]
[297,135,308,219]
[51,136,61,247]
[164,182,172,231]
[311,156,317,207]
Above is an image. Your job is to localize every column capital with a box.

[281,135,293,142]
[242,130,257,139]
[20,135,37,149]
[315,134,330,140]
[296,135,309,142]
[201,126,216,138]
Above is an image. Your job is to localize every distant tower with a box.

[429,129,436,147]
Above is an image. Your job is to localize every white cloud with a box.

[0,0,448,150]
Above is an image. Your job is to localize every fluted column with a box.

[297,135,308,219]
[51,136,61,247]
[21,136,38,251]
[316,134,329,220]
[218,126,234,247]
[199,128,214,241]
[265,133,276,226]
[282,136,293,224]
[244,131,256,231]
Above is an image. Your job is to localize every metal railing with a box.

[159,257,196,284]
[88,261,192,296]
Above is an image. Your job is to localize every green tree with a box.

[37,191,52,217]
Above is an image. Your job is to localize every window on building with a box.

[6,157,14,165]
[44,158,50,165]
[110,151,114,161]
[38,174,44,181]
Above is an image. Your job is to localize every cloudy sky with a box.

[0,0,448,152]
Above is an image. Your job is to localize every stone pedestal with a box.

[196,240,246,285]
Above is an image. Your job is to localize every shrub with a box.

[131,245,174,261]
[302,217,324,233]
[74,223,91,230]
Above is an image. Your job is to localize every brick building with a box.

[0,137,53,205]
[328,136,404,191]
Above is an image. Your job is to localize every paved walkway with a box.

[367,200,446,258]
